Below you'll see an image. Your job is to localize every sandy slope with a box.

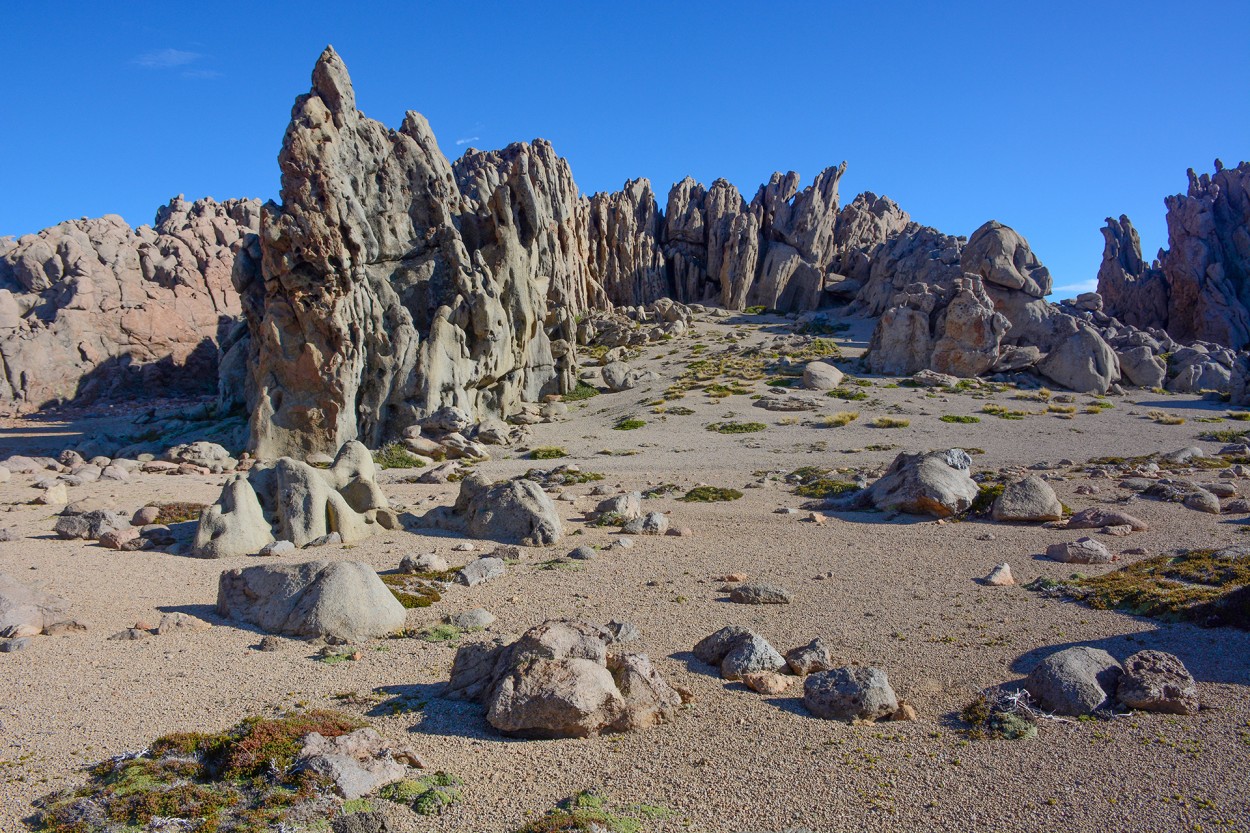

[1,312,1248,833]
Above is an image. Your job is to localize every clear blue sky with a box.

[2,1,1246,297]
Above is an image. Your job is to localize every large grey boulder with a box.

[0,572,73,637]
[692,626,753,665]
[447,620,680,738]
[425,472,562,546]
[721,634,787,681]
[801,361,844,391]
[216,560,406,642]
[1036,325,1120,394]
[1025,646,1123,716]
[53,509,131,541]
[991,476,1063,522]
[1116,650,1200,715]
[803,667,899,721]
[1046,537,1113,564]
[194,477,274,558]
[855,449,977,518]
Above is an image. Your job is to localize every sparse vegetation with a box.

[563,381,601,402]
[939,415,980,424]
[613,417,646,430]
[678,486,743,502]
[827,387,869,401]
[1148,410,1186,426]
[982,404,1031,420]
[819,411,859,427]
[705,421,767,434]
[529,447,568,460]
[1027,548,1250,628]
[379,772,465,815]
[1198,427,1250,443]
[152,502,208,524]
[512,790,661,833]
[870,416,910,428]
[374,442,426,469]
[36,711,368,833]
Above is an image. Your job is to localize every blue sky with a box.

[2,1,1246,297]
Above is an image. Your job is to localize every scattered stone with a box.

[667,526,694,537]
[1183,489,1222,514]
[804,667,899,722]
[982,563,1015,586]
[1064,507,1148,531]
[53,509,130,541]
[1116,650,1199,715]
[257,635,283,652]
[622,511,668,535]
[400,552,447,573]
[693,626,752,665]
[108,628,151,641]
[34,484,68,506]
[260,540,297,556]
[991,476,1063,522]
[449,608,496,630]
[156,612,212,635]
[0,637,31,652]
[98,528,141,550]
[452,543,476,552]
[603,620,641,643]
[741,671,793,694]
[216,560,406,642]
[785,638,836,676]
[721,634,788,681]
[131,506,160,526]
[729,583,793,605]
[1101,524,1134,537]
[456,557,507,587]
[1025,646,1123,716]
[569,546,597,561]
[890,700,919,721]
[1046,537,1114,564]
[305,531,344,548]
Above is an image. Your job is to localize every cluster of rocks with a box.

[194,441,398,558]
[420,471,563,546]
[446,619,684,737]
[0,195,260,413]
[693,627,912,722]
[1026,646,1200,716]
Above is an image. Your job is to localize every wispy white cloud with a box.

[1051,280,1097,298]
[134,48,202,69]
[455,136,480,146]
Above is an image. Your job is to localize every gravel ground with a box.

[1,313,1248,832]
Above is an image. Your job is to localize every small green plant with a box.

[827,387,869,401]
[819,411,859,427]
[374,442,426,469]
[416,624,464,643]
[563,381,601,401]
[706,421,767,434]
[342,798,375,814]
[982,404,1030,420]
[642,483,681,498]
[613,417,646,430]
[1047,404,1077,415]
[379,772,464,815]
[151,502,208,524]
[1198,427,1250,442]
[870,416,910,428]
[678,486,743,502]
[1227,411,1250,421]
[665,406,695,415]
[529,447,568,460]
[939,415,980,424]
[968,482,1004,515]
[744,305,767,315]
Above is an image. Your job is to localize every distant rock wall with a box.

[0,196,260,413]
[1098,161,1250,348]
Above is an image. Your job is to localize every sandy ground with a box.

[2,312,1249,833]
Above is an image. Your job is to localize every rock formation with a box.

[1098,161,1250,348]
[0,196,260,413]
[194,440,397,558]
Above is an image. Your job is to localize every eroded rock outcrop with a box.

[194,440,397,558]
[0,196,260,413]
[1099,161,1250,348]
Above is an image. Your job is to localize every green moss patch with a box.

[563,381,601,402]
[939,415,980,424]
[613,417,646,431]
[827,387,869,401]
[36,710,368,833]
[705,421,767,434]
[1027,549,1250,627]
[529,447,568,460]
[379,772,464,815]
[678,486,743,502]
[513,790,662,833]
[968,483,1004,516]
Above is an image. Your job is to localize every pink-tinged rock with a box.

[983,562,1015,586]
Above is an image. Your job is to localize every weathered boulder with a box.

[295,728,422,800]
[0,572,73,637]
[785,638,836,676]
[53,509,130,541]
[721,634,788,681]
[1116,650,1200,715]
[447,620,680,738]
[1046,537,1113,564]
[1025,646,1123,716]
[216,560,406,641]
[1036,325,1120,394]
[803,667,899,721]
[424,472,562,546]
[1064,507,1148,532]
[854,449,977,518]
[991,476,1063,522]
[801,361,844,391]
